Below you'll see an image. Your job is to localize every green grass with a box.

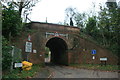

[69,64,119,71]
[2,64,44,78]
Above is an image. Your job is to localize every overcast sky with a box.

[29,0,120,24]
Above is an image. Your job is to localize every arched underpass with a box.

[46,37,68,65]
[16,22,118,65]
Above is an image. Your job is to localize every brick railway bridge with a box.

[17,22,118,65]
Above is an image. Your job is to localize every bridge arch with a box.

[45,37,68,65]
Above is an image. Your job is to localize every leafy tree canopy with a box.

[2,3,22,40]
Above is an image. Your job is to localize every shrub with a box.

[2,36,12,71]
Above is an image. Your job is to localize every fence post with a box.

[11,46,14,71]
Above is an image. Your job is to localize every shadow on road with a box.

[45,62,68,66]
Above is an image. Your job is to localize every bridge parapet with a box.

[30,22,80,33]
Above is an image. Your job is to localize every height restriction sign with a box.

[25,41,32,52]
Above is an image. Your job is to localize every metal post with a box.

[27,53,30,61]
[11,46,14,71]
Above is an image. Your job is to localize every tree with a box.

[65,7,87,28]
[65,7,77,26]
[97,6,109,46]
[74,12,87,28]
[65,7,77,19]
[1,0,40,21]
[85,16,98,37]
[2,3,22,40]
[97,1,120,56]
[13,0,40,21]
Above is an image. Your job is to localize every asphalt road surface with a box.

[47,65,119,78]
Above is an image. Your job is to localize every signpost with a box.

[25,41,32,61]
[25,42,32,53]
[100,58,107,66]
[91,50,96,55]
[25,35,32,61]
[91,49,96,64]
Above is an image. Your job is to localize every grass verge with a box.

[69,64,119,71]
[2,64,44,78]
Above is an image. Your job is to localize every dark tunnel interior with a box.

[46,37,68,65]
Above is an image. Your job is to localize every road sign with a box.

[14,63,23,68]
[91,50,96,55]
[92,56,95,59]
[33,49,37,53]
[100,58,107,66]
[25,42,32,52]
[100,58,107,61]
[28,35,31,41]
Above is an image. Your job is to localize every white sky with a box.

[29,0,120,24]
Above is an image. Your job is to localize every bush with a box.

[12,47,22,63]
[2,36,12,71]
